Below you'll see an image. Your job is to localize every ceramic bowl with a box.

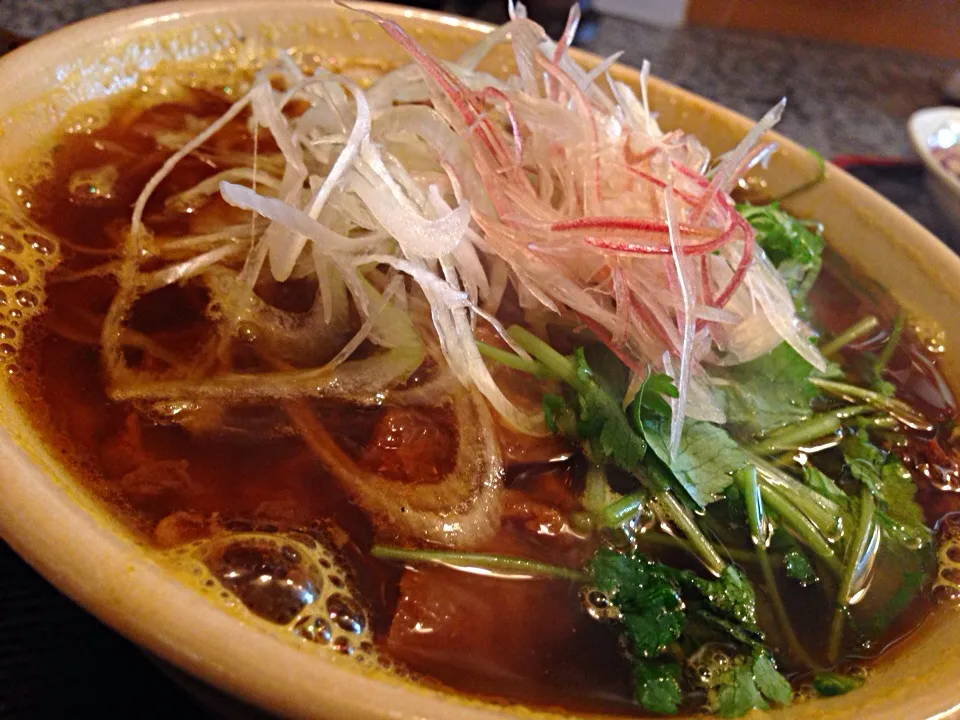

[1,2,960,719]
[909,106,960,237]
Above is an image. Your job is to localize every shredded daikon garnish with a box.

[104,1,825,456]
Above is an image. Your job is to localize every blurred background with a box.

[0,0,959,717]
[3,0,959,162]
[5,0,960,58]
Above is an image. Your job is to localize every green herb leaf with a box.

[841,430,927,533]
[622,589,686,658]
[590,549,685,657]
[641,418,750,508]
[837,434,935,636]
[633,661,683,715]
[591,548,788,716]
[752,652,794,706]
[638,371,680,419]
[583,343,631,401]
[709,650,793,718]
[851,514,933,637]
[813,672,865,697]
[783,548,818,586]
[572,349,647,471]
[692,610,766,650]
[802,463,850,507]
[510,332,646,471]
[722,483,749,526]
[715,343,818,435]
[543,394,575,437]
[593,551,761,645]
[685,566,759,628]
[713,660,768,718]
[737,202,824,306]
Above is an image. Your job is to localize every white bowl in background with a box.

[909,106,960,235]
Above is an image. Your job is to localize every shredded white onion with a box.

[99,3,826,549]
[665,185,694,457]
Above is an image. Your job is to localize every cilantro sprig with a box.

[509,326,646,471]
[737,201,824,307]
[591,548,793,716]
[508,326,728,576]
[473,309,937,716]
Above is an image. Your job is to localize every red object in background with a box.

[831,154,921,169]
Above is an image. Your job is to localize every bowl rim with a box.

[908,105,960,198]
[2,3,960,720]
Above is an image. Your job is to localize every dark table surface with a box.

[1,2,959,718]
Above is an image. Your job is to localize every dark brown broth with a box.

[6,85,960,716]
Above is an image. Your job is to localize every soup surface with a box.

[3,14,960,719]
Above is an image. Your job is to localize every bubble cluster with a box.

[62,107,111,136]
[0,233,23,254]
[0,257,28,287]
[579,587,621,622]
[200,535,321,624]
[934,513,960,604]
[687,644,732,690]
[165,530,377,663]
[0,192,60,364]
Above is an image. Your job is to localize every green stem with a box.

[858,415,898,430]
[570,510,594,534]
[371,546,588,582]
[748,405,871,455]
[583,463,613,514]
[476,341,552,378]
[758,483,843,576]
[507,325,580,389]
[660,491,727,577]
[635,528,762,565]
[827,490,878,662]
[810,377,933,432]
[739,467,768,547]
[750,453,843,539]
[738,467,820,670]
[820,316,880,357]
[640,463,726,577]
[600,491,645,527]
[773,452,801,468]
[874,311,905,377]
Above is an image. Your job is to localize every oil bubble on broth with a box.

[166,530,377,663]
[0,182,60,363]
